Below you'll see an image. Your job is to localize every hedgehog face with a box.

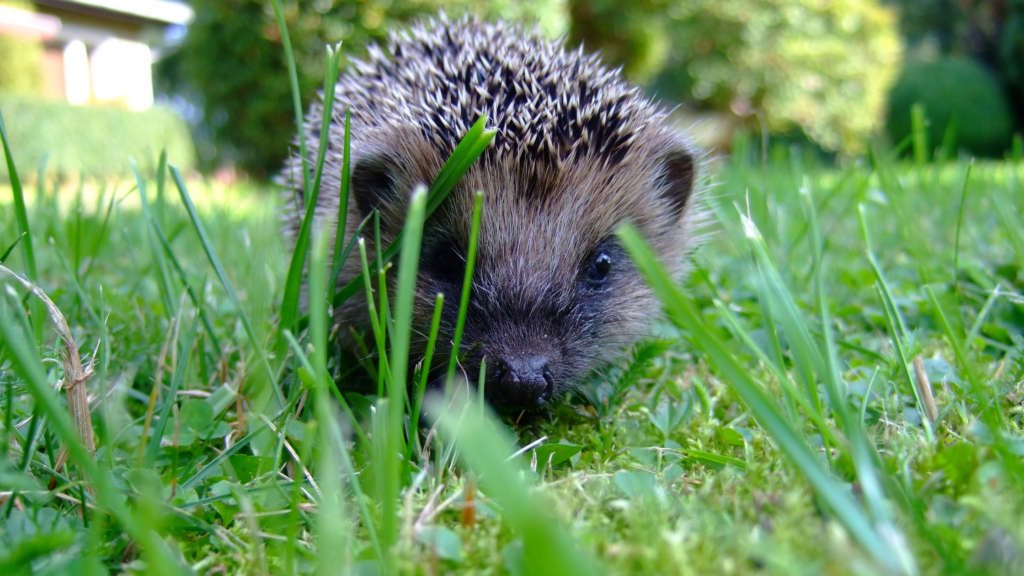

[403,141,698,411]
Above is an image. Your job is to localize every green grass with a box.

[3,28,1024,573]
[2,123,1023,573]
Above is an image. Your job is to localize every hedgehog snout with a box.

[491,354,555,408]
[476,324,563,410]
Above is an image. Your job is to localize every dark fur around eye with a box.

[422,236,466,289]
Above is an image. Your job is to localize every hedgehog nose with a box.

[495,355,554,407]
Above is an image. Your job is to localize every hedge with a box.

[887,57,1014,158]
[0,1,43,96]
[0,94,196,179]
[570,0,904,155]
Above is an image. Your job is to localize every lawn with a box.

[2,113,1023,575]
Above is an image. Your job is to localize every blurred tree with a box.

[0,1,44,96]
[570,0,903,155]
[157,0,564,177]
[568,0,668,83]
[886,0,963,53]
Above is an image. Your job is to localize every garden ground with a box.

[1,133,1023,574]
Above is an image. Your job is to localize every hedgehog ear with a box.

[351,154,399,216]
[654,146,696,220]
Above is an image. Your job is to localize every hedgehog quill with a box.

[281,15,704,413]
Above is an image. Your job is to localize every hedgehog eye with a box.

[585,250,613,286]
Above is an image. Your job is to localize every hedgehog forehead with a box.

[432,162,644,285]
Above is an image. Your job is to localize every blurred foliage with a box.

[0,94,195,178]
[568,1,668,83]
[157,0,565,177]
[1004,11,1024,109]
[570,0,903,155]
[160,0,1024,169]
[887,57,1013,157]
[0,1,44,95]
[885,0,963,53]
[887,0,1024,145]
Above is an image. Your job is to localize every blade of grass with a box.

[374,217,392,397]
[34,152,48,213]
[279,44,343,337]
[329,109,353,306]
[70,175,84,279]
[169,166,279,402]
[0,292,47,521]
[51,246,102,340]
[925,286,977,392]
[357,238,389,396]
[269,0,310,200]
[156,149,167,226]
[0,111,36,282]
[952,161,973,318]
[381,186,428,556]
[77,182,118,282]
[282,328,369,449]
[429,393,602,576]
[858,205,934,442]
[0,110,42,340]
[965,285,1003,353]
[309,226,351,574]
[712,298,837,447]
[745,216,827,432]
[150,221,222,355]
[144,314,197,467]
[411,292,444,455]
[446,191,484,385]
[132,159,177,316]
[1,232,26,263]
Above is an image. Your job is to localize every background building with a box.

[0,0,192,110]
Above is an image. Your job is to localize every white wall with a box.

[90,38,154,110]
[62,39,90,105]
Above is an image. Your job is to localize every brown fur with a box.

[280,14,705,410]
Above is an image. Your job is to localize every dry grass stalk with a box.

[913,356,939,423]
[0,263,96,460]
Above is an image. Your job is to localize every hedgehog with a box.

[280,14,704,412]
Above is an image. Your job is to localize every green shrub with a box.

[1001,10,1024,120]
[570,0,904,155]
[886,57,1014,157]
[0,1,44,95]
[887,0,1024,138]
[0,95,196,178]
